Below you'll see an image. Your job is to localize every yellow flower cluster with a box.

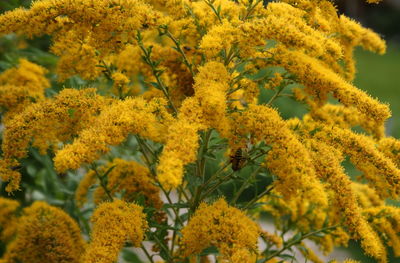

[180,199,259,262]
[76,158,162,209]
[0,58,49,120]
[0,197,20,243]
[1,201,85,263]
[157,61,231,188]
[235,104,328,206]
[54,97,172,173]
[0,0,163,81]
[0,88,106,192]
[305,138,386,260]
[81,199,148,263]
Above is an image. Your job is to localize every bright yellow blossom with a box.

[81,200,147,263]
[1,201,85,263]
[180,199,259,262]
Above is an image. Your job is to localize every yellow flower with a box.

[1,201,85,263]
[76,158,162,209]
[0,197,20,243]
[236,104,328,206]
[1,88,106,192]
[54,97,171,172]
[81,200,147,263]
[180,199,259,262]
[0,59,49,119]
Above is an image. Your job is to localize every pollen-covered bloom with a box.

[0,197,20,243]
[1,201,85,263]
[0,0,163,81]
[81,200,148,263]
[236,104,328,206]
[0,59,49,119]
[0,88,106,192]
[180,199,260,262]
[54,97,171,173]
[157,61,231,189]
[76,158,162,209]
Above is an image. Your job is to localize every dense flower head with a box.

[0,58,49,119]
[0,197,20,243]
[1,201,85,263]
[180,199,260,262]
[81,199,148,263]
[76,158,162,208]
[54,97,172,173]
[0,88,107,192]
[0,0,164,81]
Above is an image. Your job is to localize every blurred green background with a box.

[354,44,400,138]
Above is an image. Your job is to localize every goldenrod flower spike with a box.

[76,158,162,208]
[81,200,148,263]
[318,126,400,197]
[157,61,231,189]
[0,88,106,192]
[0,0,163,80]
[307,139,386,262]
[54,97,171,173]
[0,197,20,243]
[0,59,49,120]
[1,201,85,263]
[363,206,400,258]
[180,199,259,262]
[237,104,328,206]
[273,47,391,126]
[309,104,385,138]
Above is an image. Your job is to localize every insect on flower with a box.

[230,147,248,171]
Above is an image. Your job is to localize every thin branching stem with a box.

[91,164,114,201]
[136,31,178,115]
[141,244,155,263]
[162,27,195,76]
[262,224,341,262]
[231,165,262,204]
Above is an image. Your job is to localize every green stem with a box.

[170,188,183,256]
[204,0,223,23]
[262,224,340,262]
[178,185,190,201]
[199,171,236,200]
[224,47,237,66]
[99,59,113,80]
[267,84,285,106]
[242,0,263,20]
[200,130,213,180]
[230,166,262,205]
[203,160,231,187]
[243,185,274,210]
[190,130,213,212]
[136,136,184,227]
[150,233,174,262]
[136,32,178,115]
[141,245,155,263]
[163,28,195,76]
[92,164,114,201]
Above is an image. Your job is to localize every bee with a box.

[10,165,22,171]
[183,46,197,56]
[230,148,248,171]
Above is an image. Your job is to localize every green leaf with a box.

[290,232,302,243]
[68,108,76,118]
[122,249,144,263]
[200,246,219,256]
